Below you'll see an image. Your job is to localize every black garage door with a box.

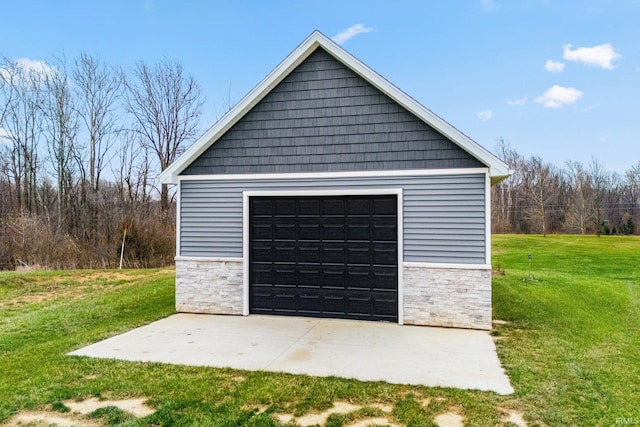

[249,195,398,322]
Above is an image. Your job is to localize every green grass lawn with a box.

[491,235,640,426]
[0,235,638,426]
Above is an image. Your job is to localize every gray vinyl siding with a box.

[182,48,483,176]
[180,173,486,264]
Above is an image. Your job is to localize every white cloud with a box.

[14,58,55,77]
[0,57,55,82]
[477,110,494,121]
[507,96,528,106]
[544,60,565,72]
[562,43,621,70]
[331,24,374,45]
[535,85,583,108]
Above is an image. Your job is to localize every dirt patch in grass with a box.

[5,397,155,426]
[6,411,101,427]
[272,401,399,427]
[63,397,155,417]
[295,401,362,426]
[346,417,401,427]
[434,407,465,427]
[499,407,528,426]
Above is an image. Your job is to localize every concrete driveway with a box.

[69,313,513,395]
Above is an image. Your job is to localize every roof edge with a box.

[159,30,510,184]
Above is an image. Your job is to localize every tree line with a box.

[0,53,203,270]
[491,139,639,236]
[1,53,637,271]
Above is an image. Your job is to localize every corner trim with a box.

[485,171,492,265]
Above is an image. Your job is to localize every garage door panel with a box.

[373,224,397,241]
[346,269,370,289]
[252,268,272,284]
[298,294,321,312]
[322,246,345,264]
[275,199,296,216]
[373,269,398,290]
[251,199,273,216]
[347,247,371,265]
[346,295,372,315]
[347,223,370,241]
[272,294,297,311]
[251,223,272,239]
[297,269,319,286]
[297,246,320,263]
[346,198,370,215]
[322,223,345,240]
[373,247,398,265]
[251,245,273,262]
[299,224,320,240]
[250,195,397,322]
[373,198,397,214]
[273,268,295,285]
[323,269,346,289]
[373,297,398,317]
[323,294,347,313]
[322,199,345,215]
[298,199,320,215]
[274,246,295,262]
[275,224,296,239]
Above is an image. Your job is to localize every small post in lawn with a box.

[523,253,537,282]
[119,222,129,270]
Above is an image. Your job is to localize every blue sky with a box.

[1,0,638,173]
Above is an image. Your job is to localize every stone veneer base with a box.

[175,258,492,330]
[402,265,492,330]
[175,258,243,315]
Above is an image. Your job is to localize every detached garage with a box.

[159,31,510,330]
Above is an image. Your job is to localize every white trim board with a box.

[177,167,489,182]
[242,188,404,324]
[402,262,492,270]
[176,182,181,257]
[174,256,243,263]
[485,172,492,265]
[158,31,510,185]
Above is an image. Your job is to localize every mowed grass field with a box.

[0,235,638,426]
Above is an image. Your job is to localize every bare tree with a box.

[0,55,15,127]
[522,156,562,236]
[73,53,122,193]
[626,161,640,228]
[492,138,524,232]
[587,158,610,236]
[42,59,79,230]
[565,161,594,234]
[0,59,46,213]
[123,59,203,212]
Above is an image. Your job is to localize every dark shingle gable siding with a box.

[182,48,483,175]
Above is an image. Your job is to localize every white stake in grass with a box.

[119,222,129,270]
